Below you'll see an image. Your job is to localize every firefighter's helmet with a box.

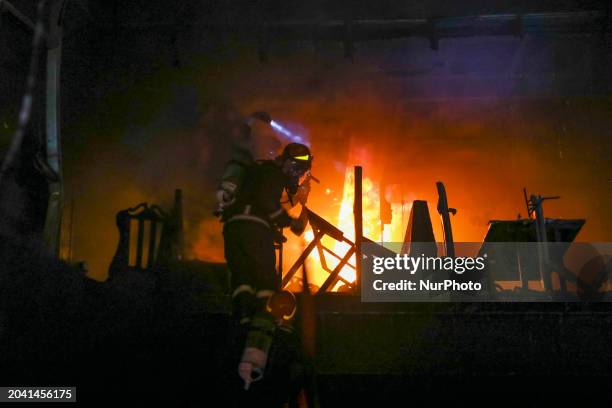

[278,143,313,180]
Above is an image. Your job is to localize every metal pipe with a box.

[43,0,66,258]
[94,11,607,39]
[533,196,553,292]
[0,0,46,191]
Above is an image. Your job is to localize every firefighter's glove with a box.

[215,181,237,214]
[293,177,311,206]
[290,207,309,235]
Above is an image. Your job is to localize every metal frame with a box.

[282,165,364,294]
[281,209,357,294]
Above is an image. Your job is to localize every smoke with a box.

[62,34,612,281]
[62,80,249,279]
[192,217,224,262]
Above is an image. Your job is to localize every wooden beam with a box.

[354,166,363,293]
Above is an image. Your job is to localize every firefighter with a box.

[217,139,313,394]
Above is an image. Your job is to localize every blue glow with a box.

[270,120,306,144]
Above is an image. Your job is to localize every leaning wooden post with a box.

[354,166,363,293]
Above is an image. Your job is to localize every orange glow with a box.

[61,45,612,282]
[300,163,414,290]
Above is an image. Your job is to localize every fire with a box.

[332,170,378,283]
[301,166,408,291]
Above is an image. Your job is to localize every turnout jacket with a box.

[221,160,293,230]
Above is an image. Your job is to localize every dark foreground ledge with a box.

[2,236,612,405]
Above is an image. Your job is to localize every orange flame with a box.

[301,166,410,291]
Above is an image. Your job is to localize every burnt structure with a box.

[1,0,612,406]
